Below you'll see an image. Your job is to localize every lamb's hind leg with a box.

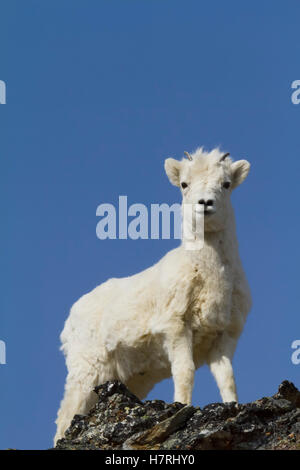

[55,342,119,445]
[207,332,238,403]
[54,366,99,445]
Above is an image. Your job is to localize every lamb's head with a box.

[165,147,250,232]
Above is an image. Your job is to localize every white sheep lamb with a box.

[54,147,252,443]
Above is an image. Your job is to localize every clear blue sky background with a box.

[0,0,299,450]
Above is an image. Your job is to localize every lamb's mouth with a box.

[194,208,215,216]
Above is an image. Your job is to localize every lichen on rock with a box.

[55,380,300,450]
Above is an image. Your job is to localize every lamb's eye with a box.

[223,181,231,189]
[181,182,188,189]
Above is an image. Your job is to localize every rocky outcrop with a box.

[55,380,300,450]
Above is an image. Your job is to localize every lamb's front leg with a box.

[207,332,238,403]
[166,325,195,404]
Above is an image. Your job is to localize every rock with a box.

[55,380,300,450]
[274,380,300,408]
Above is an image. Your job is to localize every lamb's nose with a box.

[198,199,214,206]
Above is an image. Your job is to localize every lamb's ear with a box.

[231,160,250,188]
[164,158,182,187]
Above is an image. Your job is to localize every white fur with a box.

[54,147,252,443]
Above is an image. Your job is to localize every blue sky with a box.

[0,0,300,450]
